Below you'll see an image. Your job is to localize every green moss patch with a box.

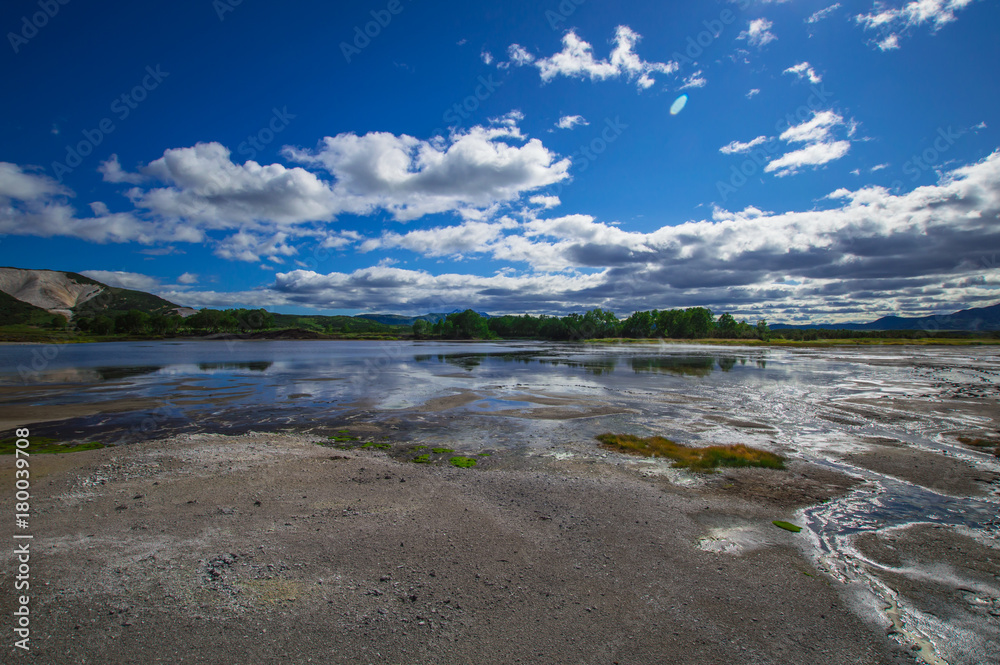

[412,454,431,464]
[449,456,477,468]
[0,437,105,455]
[431,447,454,454]
[596,433,785,472]
[772,520,802,533]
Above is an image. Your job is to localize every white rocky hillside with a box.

[0,268,105,319]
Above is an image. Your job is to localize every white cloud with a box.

[81,270,160,291]
[361,220,515,258]
[131,142,340,228]
[529,195,561,209]
[765,141,851,176]
[98,155,147,184]
[679,70,707,90]
[522,26,677,90]
[857,0,977,49]
[719,136,769,154]
[162,152,1000,322]
[213,231,299,263]
[807,4,842,23]
[779,110,844,143]
[746,88,761,98]
[480,50,493,65]
[737,19,777,48]
[555,115,588,130]
[783,62,822,84]
[285,123,570,222]
[506,44,535,67]
[0,162,176,245]
[870,163,889,172]
[177,272,199,284]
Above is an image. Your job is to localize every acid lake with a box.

[2,339,999,662]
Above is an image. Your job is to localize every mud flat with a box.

[0,433,918,665]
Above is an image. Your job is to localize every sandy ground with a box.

[0,433,921,665]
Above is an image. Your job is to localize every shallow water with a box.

[2,339,999,662]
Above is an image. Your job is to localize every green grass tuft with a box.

[412,454,431,464]
[0,437,106,455]
[431,447,454,454]
[772,520,802,533]
[596,433,785,472]
[449,456,477,468]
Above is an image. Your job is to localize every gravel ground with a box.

[1,432,925,665]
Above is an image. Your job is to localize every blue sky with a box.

[1,0,998,323]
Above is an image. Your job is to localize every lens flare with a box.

[670,94,688,115]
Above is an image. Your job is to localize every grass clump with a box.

[362,442,391,450]
[596,433,785,472]
[449,456,477,468]
[431,447,454,454]
[328,434,360,443]
[772,520,802,533]
[0,437,105,455]
[412,454,431,464]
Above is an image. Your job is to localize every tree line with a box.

[414,308,771,341]
[74,308,275,336]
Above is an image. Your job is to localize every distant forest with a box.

[416,308,769,341]
[63,306,995,342]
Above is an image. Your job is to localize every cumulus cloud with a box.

[555,115,588,130]
[737,19,777,48]
[160,152,1000,322]
[360,220,515,258]
[98,155,147,184]
[213,230,299,263]
[285,124,569,221]
[0,162,175,244]
[529,194,561,209]
[783,62,822,84]
[81,270,160,291]
[177,272,199,284]
[856,0,977,50]
[129,142,340,229]
[719,136,768,155]
[516,26,677,90]
[3,120,567,263]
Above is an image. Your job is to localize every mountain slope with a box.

[772,302,1000,332]
[0,267,180,322]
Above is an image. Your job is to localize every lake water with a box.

[2,339,999,660]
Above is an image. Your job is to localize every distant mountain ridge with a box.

[772,302,1000,332]
[356,311,491,326]
[0,267,181,322]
